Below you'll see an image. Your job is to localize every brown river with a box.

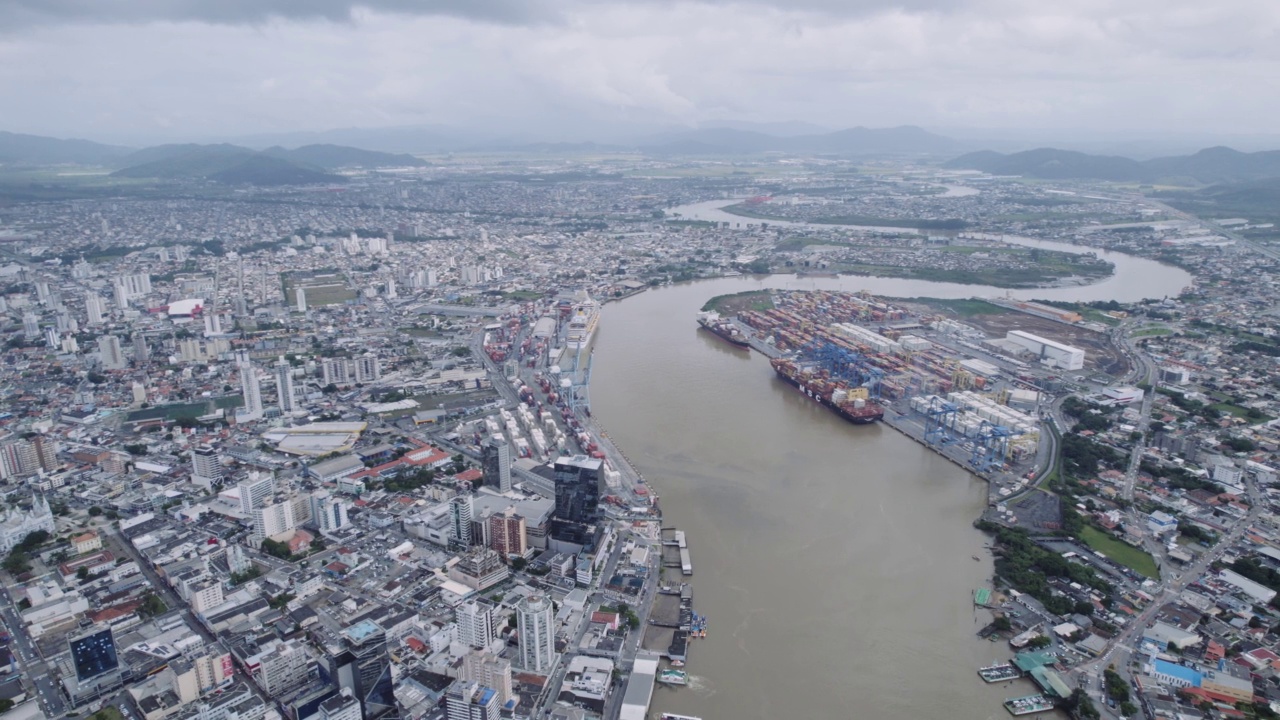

[590,226,1190,719]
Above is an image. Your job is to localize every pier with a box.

[1003,694,1055,716]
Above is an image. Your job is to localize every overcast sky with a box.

[1,0,1277,144]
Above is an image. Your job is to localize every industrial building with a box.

[1003,330,1085,371]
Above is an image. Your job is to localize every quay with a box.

[1003,694,1055,716]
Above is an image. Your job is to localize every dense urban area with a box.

[2,147,1280,720]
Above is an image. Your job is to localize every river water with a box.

[590,204,1191,719]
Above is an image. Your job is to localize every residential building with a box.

[516,593,555,673]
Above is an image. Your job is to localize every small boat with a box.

[657,669,689,686]
[972,555,981,561]
[669,659,685,668]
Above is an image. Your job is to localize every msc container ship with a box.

[771,357,884,424]
[696,311,750,349]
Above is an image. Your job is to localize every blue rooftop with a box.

[478,688,496,706]
[344,619,383,642]
[1153,659,1201,687]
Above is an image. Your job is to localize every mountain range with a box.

[944,146,1280,185]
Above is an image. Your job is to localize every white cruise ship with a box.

[565,292,600,350]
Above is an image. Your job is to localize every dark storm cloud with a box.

[0,0,556,29]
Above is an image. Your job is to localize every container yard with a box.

[728,289,1050,496]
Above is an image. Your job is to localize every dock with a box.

[974,588,992,607]
[661,528,693,575]
[978,663,1022,683]
[1003,694,1054,716]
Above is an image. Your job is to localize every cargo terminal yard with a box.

[726,289,1105,506]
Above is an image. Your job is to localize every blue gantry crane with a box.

[969,420,1020,473]
[923,396,961,446]
[801,340,884,399]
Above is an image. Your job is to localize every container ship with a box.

[696,311,750,349]
[771,357,884,424]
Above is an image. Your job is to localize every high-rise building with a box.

[254,639,312,696]
[276,356,296,412]
[462,651,512,705]
[68,626,119,683]
[455,601,494,650]
[114,273,152,300]
[238,473,275,514]
[354,353,380,383]
[252,500,295,540]
[334,619,395,720]
[321,358,352,387]
[310,491,350,534]
[481,438,511,493]
[191,444,224,489]
[450,495,473,548]
[445,681,499,720]
[132,334,149,365]
[551,456,603,546]
[22,312,39,340]
[318,689,361,720]
[34,281,51,305]
[237,352,264,421]
[98,335,127,370]
[85,293,105,325]
[516,594,556,673]
[488,508,526,561]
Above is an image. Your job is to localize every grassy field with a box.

[1131,326,1173,338]
[701,290,774,314]
[1209,402,1272,423]
[1079,525,1159,578]
[911,297,1007,317]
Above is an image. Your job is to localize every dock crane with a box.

[969,420,1020,473]
[923,396,961,447]
[800,340,884,399]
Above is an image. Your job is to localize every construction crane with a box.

[801,340,884,399]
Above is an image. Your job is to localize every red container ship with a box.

[771,357,884,424]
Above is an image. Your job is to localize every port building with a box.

[1004,331,1085,371]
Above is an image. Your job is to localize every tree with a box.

[76,566,89,582]
[1026,635,1052,650]
[138,592,167,618]
[510,557,528,572]
[88,506,103,517]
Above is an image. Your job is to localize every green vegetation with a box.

[975,521,1111,616]
[268,592,296,609]
[1078,526,1159,578]
[1210,403,1271,424]
[230,565,262,586]
[1229,556,1280,594]
[88,707,124,720]
[1131,326,1173,338]
[260,538,296,561]
[701,290,774,314]
[1104,667,1130,703]
[1177,522,1218,546]
[138,592,168,618]
[1060,433,1122,478]
[912,297,1005,317]
[2,529,50,575]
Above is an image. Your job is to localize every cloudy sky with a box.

[1,0,1276,144]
